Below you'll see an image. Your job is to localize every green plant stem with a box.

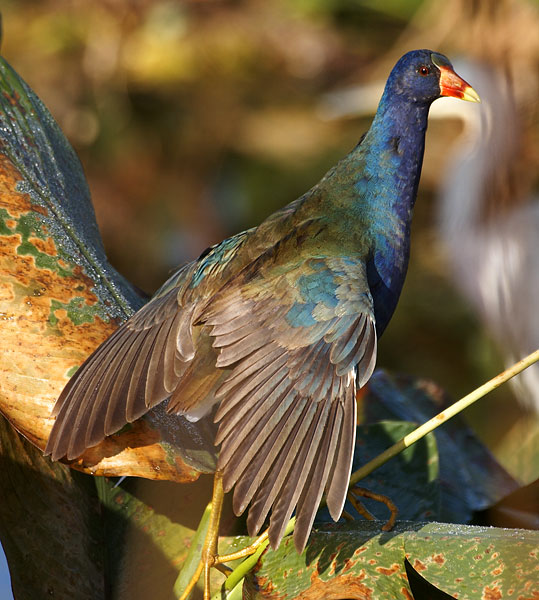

[223,518,296,593]
[174,501,212,599]
[349,347,539,486]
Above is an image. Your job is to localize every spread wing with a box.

[45,228,378,553]
[44,230,253,462]
[201,256,377,551]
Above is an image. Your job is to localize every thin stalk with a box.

[350,348,539,486]
[224,519,296,592]
[174,502,212,599]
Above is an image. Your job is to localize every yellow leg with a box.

[202,471,225,599]
[177,472,276,599]
[177,563,203,600]
[177,471,225,600]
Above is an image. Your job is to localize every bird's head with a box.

[387,49,480,105]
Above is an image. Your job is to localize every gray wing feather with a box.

[45,287,192,461]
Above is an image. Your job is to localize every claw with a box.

[348,485,398,531]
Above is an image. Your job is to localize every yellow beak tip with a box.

[462,87,481,103]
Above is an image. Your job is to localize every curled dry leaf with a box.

[0,56,216,482]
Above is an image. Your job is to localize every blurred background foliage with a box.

[1,0,537,487]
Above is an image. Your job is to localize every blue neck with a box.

[361,90,431,220]
[356,91,432,332]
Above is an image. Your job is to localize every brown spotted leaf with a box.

[242,521,539,599]
[405,558,455,599]
[0,55,216,481]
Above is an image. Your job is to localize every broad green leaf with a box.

[404,523,539,599]
[96,478,202,599]
[361,371,518,522]
[242,521,539,599]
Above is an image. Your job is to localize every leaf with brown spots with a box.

[242,522,539,599]
[404,524,539,600]
[405,558,454,599]
[0,55,217,481]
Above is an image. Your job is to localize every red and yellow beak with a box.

[439,66,480,102]
[432,53,480,103]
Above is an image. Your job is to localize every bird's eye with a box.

[418,65,430,76]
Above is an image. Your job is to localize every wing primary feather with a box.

[50,317,137,419]
[323,314,356,343]
[325,379,357,520]
[219,381,297,490]
[58,327,145,459]
[69,332,140,458]
[83,325,149,455]
[100,329,142,435]
[215,343,282,401]
[232,392,307,513]
[83,328,151,453]
[215,367,290,447]
[46,357,104,460]
[175,305,196,360]
[215,354,288,421]
[294,343,331,394]
[127,290,179,331]
[267,398,330,548]
[215,363,288,434]
[163,311,184,389]
[330,315,367,365]
[336,317,372,377]
[144,318,174,404]
[98,328,153,436]
[287,339,325,381]
[98,327,151,425]
[124,325,166,422]
[221,385,299,487]
[355,324,377,386]
[294,399,343,552]
[245,399,317,538]
[311,357,336,404]
[329,315,363,364]
[299,344,333,399]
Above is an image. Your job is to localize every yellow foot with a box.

[213,529,269,565]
